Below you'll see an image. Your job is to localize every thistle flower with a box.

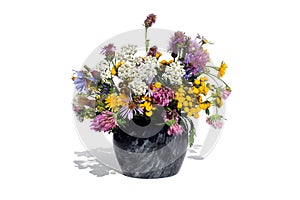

[144,13,156,28]
[184,40,210,76]
[206,115,223,129]
[168,31,187,54]
[153,86,175,107]
[90,111,117,132]
[101,43,116,61]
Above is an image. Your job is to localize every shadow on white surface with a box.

[74,144,204,177]
[74,150,118,177]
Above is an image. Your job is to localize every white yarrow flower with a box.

[162,62,185,85]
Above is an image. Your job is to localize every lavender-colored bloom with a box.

[100,43,116,60]
[90,111,117,132]
[168,31,187,53]
[72,70,96,92]
[73,70,88,92]
[184,40,209,76]
[153,87,175,107]
[147,45,157,57]
[144,13,156,28]
[168,123,183,135]
[222,87,231,100]
[206,115,223,129]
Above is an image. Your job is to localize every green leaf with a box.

[188,119,196,147]
[205,108,210,115]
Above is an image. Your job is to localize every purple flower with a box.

[72,70,88,92]
[72,70,96,93]
[147,45,157,57]
[168,123,183,135]
[90,111,117,132]
[153,87,175,107]
[164,109,180,122]
[119,93,143,120]
[184,40,209,76]
[144,13,156,28]
[100,43,116,60]
[222,87,231,100]
[168,31,187,53]
[206,115,223,129]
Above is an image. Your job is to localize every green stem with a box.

[145,27,149,53]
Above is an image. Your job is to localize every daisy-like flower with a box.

[119,93,143,120]
[218,61,227,78]
[206,114,223,129]
[105,93,120,112]
[90,111,117,132]
[153,86,175,107]
[144,13,157,28]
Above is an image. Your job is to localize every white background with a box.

[0,0,299,199]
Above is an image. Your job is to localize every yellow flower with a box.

[160,60,168,65]
[154,82,161,88]
[155,52,162,59]
[177,102,182,109]
[194,113,200,119]
[183,101,189,107]
[111,67,117,75]
[115,62,123,68]
[146,110,153,117]
[105,93,120,112]
[193,87,199,95]
[199,102,211,110]
[218,61,227,78]
[186,95,192,101]
[184,107,189,113]
[216,97,223,107]
[199,85,209,96]
[198,96,203,104]
[194,79,200,85]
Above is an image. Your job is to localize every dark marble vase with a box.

[113,117,188,179]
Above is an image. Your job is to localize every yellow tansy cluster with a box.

[111,61,123,76]
[218,61,227,78]
[175,86,201,118]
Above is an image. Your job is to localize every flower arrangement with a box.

[72,14,231,147]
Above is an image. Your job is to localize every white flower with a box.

[128,79,148,96]
[117,54,160,95]
[162,62,185,85]
[116,44,138,62]
[96,61,112,84]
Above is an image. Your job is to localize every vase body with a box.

[113,124,188,179]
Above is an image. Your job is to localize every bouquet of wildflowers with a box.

[72,14,231,147]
